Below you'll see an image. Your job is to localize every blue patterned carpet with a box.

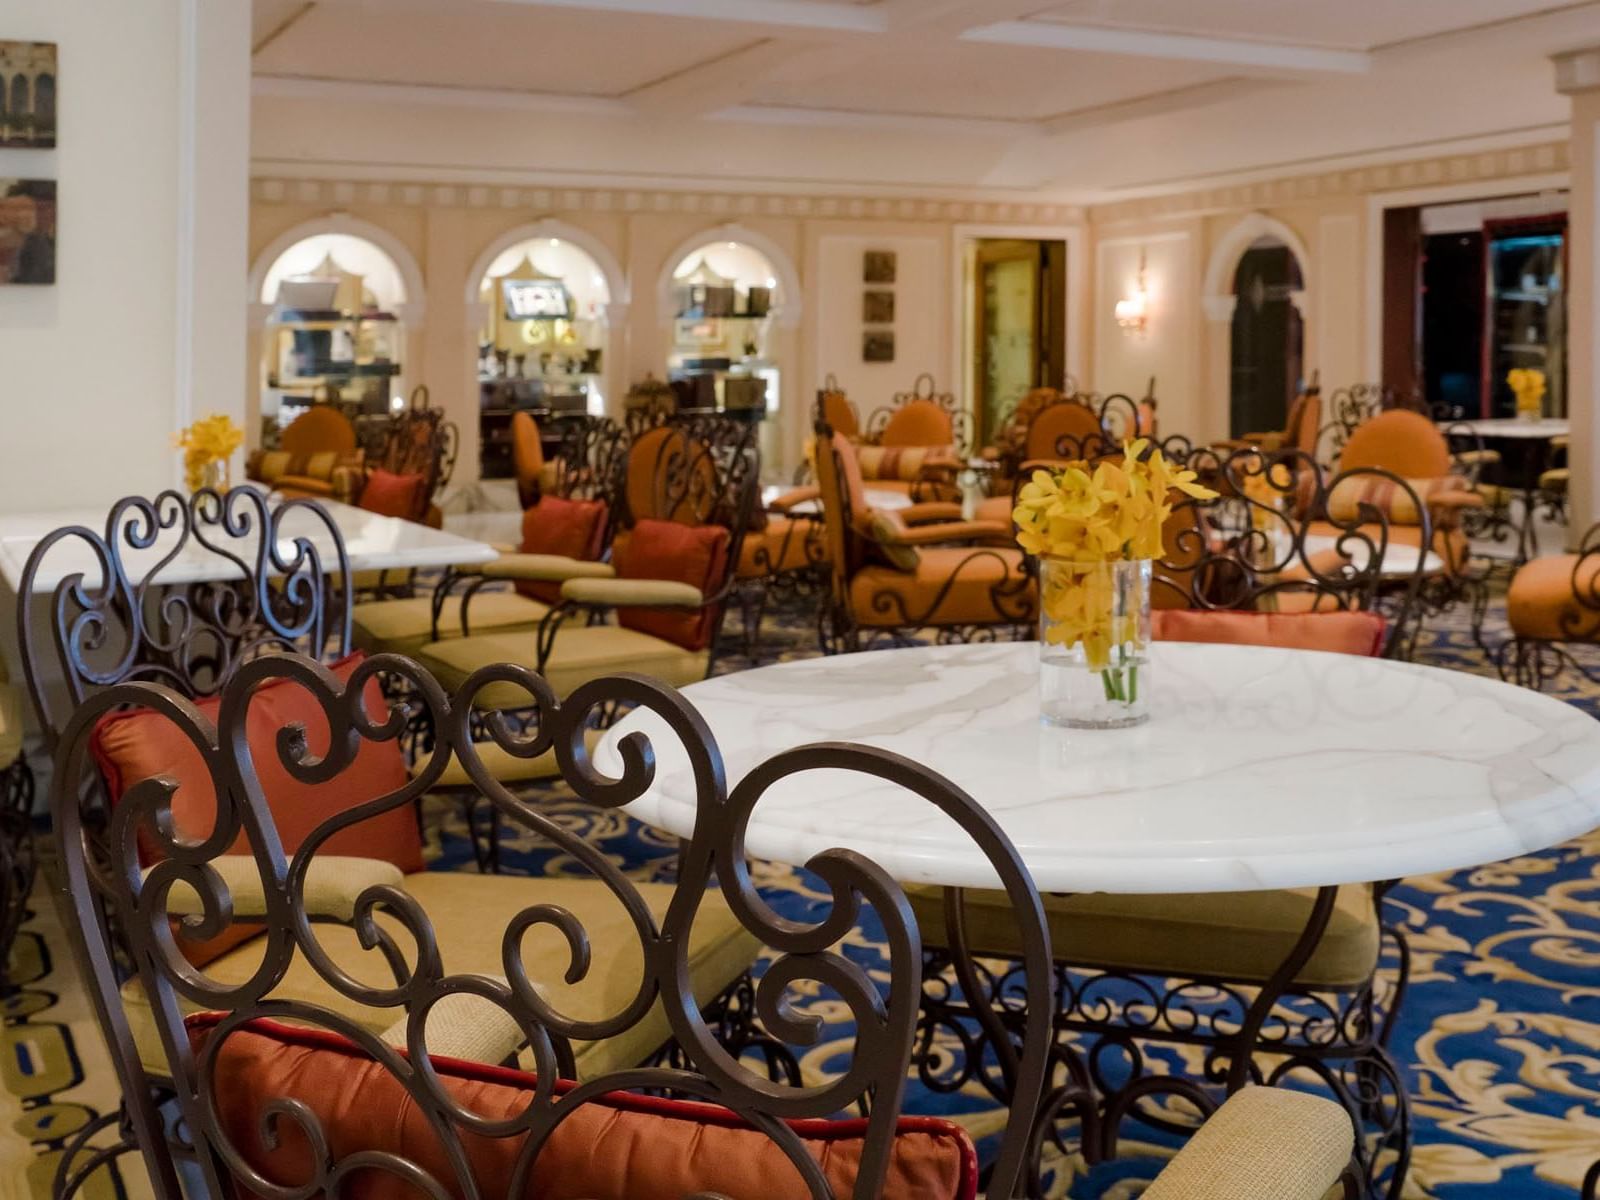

[415,585,1600,1199]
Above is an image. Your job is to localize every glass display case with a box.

[666,251,779,419]
[1483,215,1566,418]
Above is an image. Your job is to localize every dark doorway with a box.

[970,238,1068,447]
[1229,243,1304,437]
[1421,231,1484,418]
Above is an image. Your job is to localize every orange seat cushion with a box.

[1507,553,1600,641]
[850,547,1035,627]
[737,515,821,579]
[612,518,729,650]
[189,1014,976,1200]
[1303,520,1468,576]
[881,399,954,448]
[91,652,422,874]
[518,496,609,603]
[272,474,337,499]
[1340,410,1451,477]
[359,468,428,520]
[1152,609,1386,657]
[973,495,1013,525]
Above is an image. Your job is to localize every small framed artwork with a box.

[863,330,895,364]
[0,41,58,148]
[0,179,56,284]
[863,250,897,285]
[863,289,895,324]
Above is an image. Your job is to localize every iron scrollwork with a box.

[51,654,1056,1200]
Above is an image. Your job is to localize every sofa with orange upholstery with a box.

[246,405,365,502]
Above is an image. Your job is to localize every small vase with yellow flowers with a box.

[174,413,245,495]
[1507,368,1546,422]
[1014,440,1217,728]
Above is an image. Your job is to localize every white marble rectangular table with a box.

[0,498,496,594]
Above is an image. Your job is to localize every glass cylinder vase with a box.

[1038,556,1152,729]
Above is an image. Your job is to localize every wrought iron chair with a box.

[18,489,775,1197]
[856,374,968,502]
[1499,520,1600,689]
[816,373,862,442]
[1215,372,1322,457]
[0,653,35,992]
[50,642,1357,1200]
[411,416,761,857]
[352,415,626,661]
[813,423,1034,653]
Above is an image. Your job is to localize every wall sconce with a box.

[1115,250,1150,335]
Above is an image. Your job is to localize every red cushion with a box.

[187,1014,977,1200]
[358,468,427,519]
[611,518,729,651]
[517,495,608,604]
[1151,609,1387,657]
[91,652,423,873]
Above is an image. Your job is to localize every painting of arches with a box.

[0,41,57,148]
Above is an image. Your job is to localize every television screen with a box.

[503,278,571,320]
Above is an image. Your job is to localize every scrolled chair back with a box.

[863,374,973,457]
[815,373,861,441]
[1153,446,1429,654]
[51,652,1055,1200]
[17,486,353,753]
[622,413,760,534]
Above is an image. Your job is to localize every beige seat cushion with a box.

[416,627,709,711]
[0,684,22,769]
[122,873,759,1080]
[906,883,1379,990]
[354,593,550,657]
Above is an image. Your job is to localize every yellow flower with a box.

[175,413,244,491]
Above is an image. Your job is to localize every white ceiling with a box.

[249,0,1600,201]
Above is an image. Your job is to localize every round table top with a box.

[1442,417,1569,440]
[603,642,1600,895]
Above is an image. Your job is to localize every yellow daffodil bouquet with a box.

[1507,368,1546,419]
[1014,440,1216,722]
[174,413,244,493]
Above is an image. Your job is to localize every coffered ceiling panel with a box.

[1035,0,1580,51]
[755,39,1227,122]
[252,3,763,96]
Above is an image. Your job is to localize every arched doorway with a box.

[473,234,615,481]
[1228,239,1305,438]
[658,227,800,479]
[253,232,412,444]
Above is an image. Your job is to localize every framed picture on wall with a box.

[863,330,895,363]
[0,41,58,148]
[0,179,56,285]
[863,289,895,324]
[863,250,897,285]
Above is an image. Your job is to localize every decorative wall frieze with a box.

[250,176,1086,227]
[1090,140,1570,225]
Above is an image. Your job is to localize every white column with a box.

[1557,48,1600,544]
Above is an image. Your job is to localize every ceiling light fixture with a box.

[1115,249,1150,335]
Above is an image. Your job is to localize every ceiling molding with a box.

[1040,78,1283,136]
[961,21,1372,75]
[254,74,631,115]
[709,104,1037,139]
[483,0,886,34]
[1554,45,1600,93]
[250,174,1088,227]
[623,38,809,117]
[1089,139,1569,225]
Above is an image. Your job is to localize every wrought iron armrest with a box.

[1142,1086,1353,1200]
[766,485,819,513]
[900,501,964,524]
[560,577,705,608]
[145,855,405,923]
[479,555,616,583]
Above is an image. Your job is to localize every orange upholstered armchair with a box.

[1216,376,1322,457]
[247,405,365,502]
[858,374,969,501]
[1315,409,1481,578]
[813,422,1034,652]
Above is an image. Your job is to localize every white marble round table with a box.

[1440,417,1569,440]
[603,641,1600,894]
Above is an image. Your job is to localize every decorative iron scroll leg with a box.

[1224,885,1337,1094]
[52,1103,142,1200]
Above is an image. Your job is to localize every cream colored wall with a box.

[0,0,250,514]
[1085,141,1570,444]
[809,229,951,441]
[1091,225,1202,438]
[248,183,1084,487]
